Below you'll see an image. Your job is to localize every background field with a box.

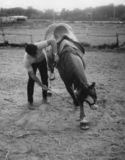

[0,21,125,160]
[0,20,125,46]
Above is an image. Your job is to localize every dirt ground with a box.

[0,48,125,160]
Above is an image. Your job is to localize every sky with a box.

[1,0,125,11]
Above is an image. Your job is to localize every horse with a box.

[45,24,98,130]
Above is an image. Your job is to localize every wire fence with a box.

[0,30,125,47]
[0,32,33,43]
[75,32,125,47]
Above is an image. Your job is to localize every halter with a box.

[85,98,96,107]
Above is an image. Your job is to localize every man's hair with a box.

[25,44,37,57]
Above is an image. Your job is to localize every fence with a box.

[0,30,125,48]
[0,32,33,44]
[75,32,125,47]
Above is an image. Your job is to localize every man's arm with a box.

[35,39,59,63]
[24,57,48,90]
[35,39,57,55]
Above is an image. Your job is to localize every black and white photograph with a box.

[0,0,125,159]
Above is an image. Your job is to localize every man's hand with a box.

[41,84,48,91]
[28,71,48,91]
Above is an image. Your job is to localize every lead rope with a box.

[48,88,73,105]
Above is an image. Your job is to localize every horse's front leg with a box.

[79,103,89,130]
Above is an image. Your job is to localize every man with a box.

[24,39,58,110]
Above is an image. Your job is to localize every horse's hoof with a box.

[80,117,89,130]
[80,123,89,130]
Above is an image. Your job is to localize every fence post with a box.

[1,24,6,43]
[2,31,6,43]
[116,33,119,48]
[30,34,33,43]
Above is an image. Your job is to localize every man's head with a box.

[25,44,37,57]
